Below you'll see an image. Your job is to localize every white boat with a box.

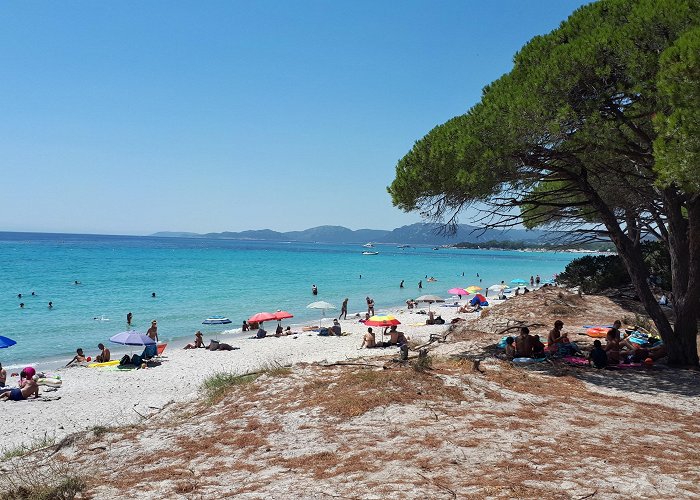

[362,242,374,248]
[397,244,411,248]
[362,251,379,255]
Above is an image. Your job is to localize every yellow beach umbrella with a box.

[466,285,482,293]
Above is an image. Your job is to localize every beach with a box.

[2,287,699,499]
[1,303,470,451]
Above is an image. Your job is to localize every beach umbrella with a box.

[466,285,482,293]
[364,315,401,344]
[488,284,508,291]
[0,335,17,349]
[307,301,336,329]
[511,278,528,286]
[447,287,469,298]
[415,294,445,313]
[272,311,294,321]
[109,330,155,346]
[248,312,277,324]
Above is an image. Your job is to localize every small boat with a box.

[362,242,375,248]
[93,315,110,321]
[432,247,439,250]
[397,244,411,248]
[362,251,379,255]
[202,316,232,325]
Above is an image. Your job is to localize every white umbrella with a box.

[415,294,445,313]
[307,301,336,329]
[488,284,508,291]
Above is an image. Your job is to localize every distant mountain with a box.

[151,223,552,245]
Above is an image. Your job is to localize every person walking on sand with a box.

[147,320,159,342]
[339,298,348,320]
[127,312,133,327]
[366,297,375,316]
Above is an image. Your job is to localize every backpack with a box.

[119,355,131,366]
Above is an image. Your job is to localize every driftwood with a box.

[320,361,382,368]
[494,323,545,337]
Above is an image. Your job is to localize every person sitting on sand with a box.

[604,328,621,365]
[242,320,249,332]
[588,339,607,368]
[547,320,565,353]
[406,299,416,309]
[504,337,516,360]
[385,325,407,346]
[532,335,545,356]
[331,319,342,336]
[184,331,205,349]
[0,362,6,387]
[426,311,435,325]
[361,327,376,348]
[285,326,293,335]
[0,376,39,401]
[95,343,110,363]
[515,327,533,357]
[66,348,87,367]
[256,327,267,339]
[275,324,284,336]
[359,313,370,323]
[608,320,622,341]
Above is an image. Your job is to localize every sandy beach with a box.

[0,303,468,451]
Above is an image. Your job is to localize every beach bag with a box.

[131,354,143,366]
[119,355,131,366]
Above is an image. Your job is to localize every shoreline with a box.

[0,300,483,450]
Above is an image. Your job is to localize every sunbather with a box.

[0,362,6,386]
[95,343,110,362]
[604,328,621,364]
[504,337,516,359]
[515,327,533,357]
[0,376,39,401]
[588,339,607,368]
[184,331,205,349]
[532,335,545,356]
[66,348,87,367]
[386,325,407,346]
[361,327,376,348]
[547,320,565,353]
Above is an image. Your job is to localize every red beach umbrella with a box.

[272,311,294,320]
[364,315,401,327]
[248,312,276,324]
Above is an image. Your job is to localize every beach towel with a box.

[512,357,547,365]
[562,356,589,366]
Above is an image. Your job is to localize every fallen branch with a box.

[417,472,457,499]
[320,362,382,368]
[494,323,545,336]
[577,491,597,500]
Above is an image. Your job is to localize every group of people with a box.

[0,366,39,401]
[502,319,667,369]
[360,325,408,349]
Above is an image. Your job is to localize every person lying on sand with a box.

[458,303,480,314]
[620,342,667,364]
[66,348,87,367]
[184,331,205,349]
[360,327,376,348]
[0,376,39,401]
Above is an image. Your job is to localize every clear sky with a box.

[0,0,590,235]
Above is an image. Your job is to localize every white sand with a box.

[1,302,477,451]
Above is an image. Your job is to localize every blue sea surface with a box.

[0,232,579,368]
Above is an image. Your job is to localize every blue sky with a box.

[0,0,589,235]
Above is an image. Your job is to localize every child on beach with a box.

[504,337,516,359]
[589,340,607,368]
[66,348,87,367]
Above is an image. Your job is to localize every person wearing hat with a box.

[146,320,159,342]
[331,319,342,336]
[184,331,205,349]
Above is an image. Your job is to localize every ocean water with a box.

[0,232,580,368]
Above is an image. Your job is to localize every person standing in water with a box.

[399,280,404,288]
[418,280,423,289]
[312,284,318,296]
[127,312,133,327]
[339,298,348,320]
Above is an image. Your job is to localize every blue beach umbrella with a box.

[511,278,528,286]
[0,335,17,349]
[109,330,155,346]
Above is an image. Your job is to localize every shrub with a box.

[557,254,630,292]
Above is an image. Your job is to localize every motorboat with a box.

[362,251,379,255]
[202,316,232,325]
[362,242,375,248]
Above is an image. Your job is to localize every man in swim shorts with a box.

[386,325,407,346]
[0,377,39,401]
[515,327,534,357]
[339,298,348,320]
[361,328,376,348]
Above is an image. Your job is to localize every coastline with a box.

[0,300,481,451]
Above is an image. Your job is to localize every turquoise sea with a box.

[0,232,580,368]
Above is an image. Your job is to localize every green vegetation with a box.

[1,435,56,460]
[389,0,700,366]
[453,240,614,251]
[1,476,86,500]
[202,372,260,401]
